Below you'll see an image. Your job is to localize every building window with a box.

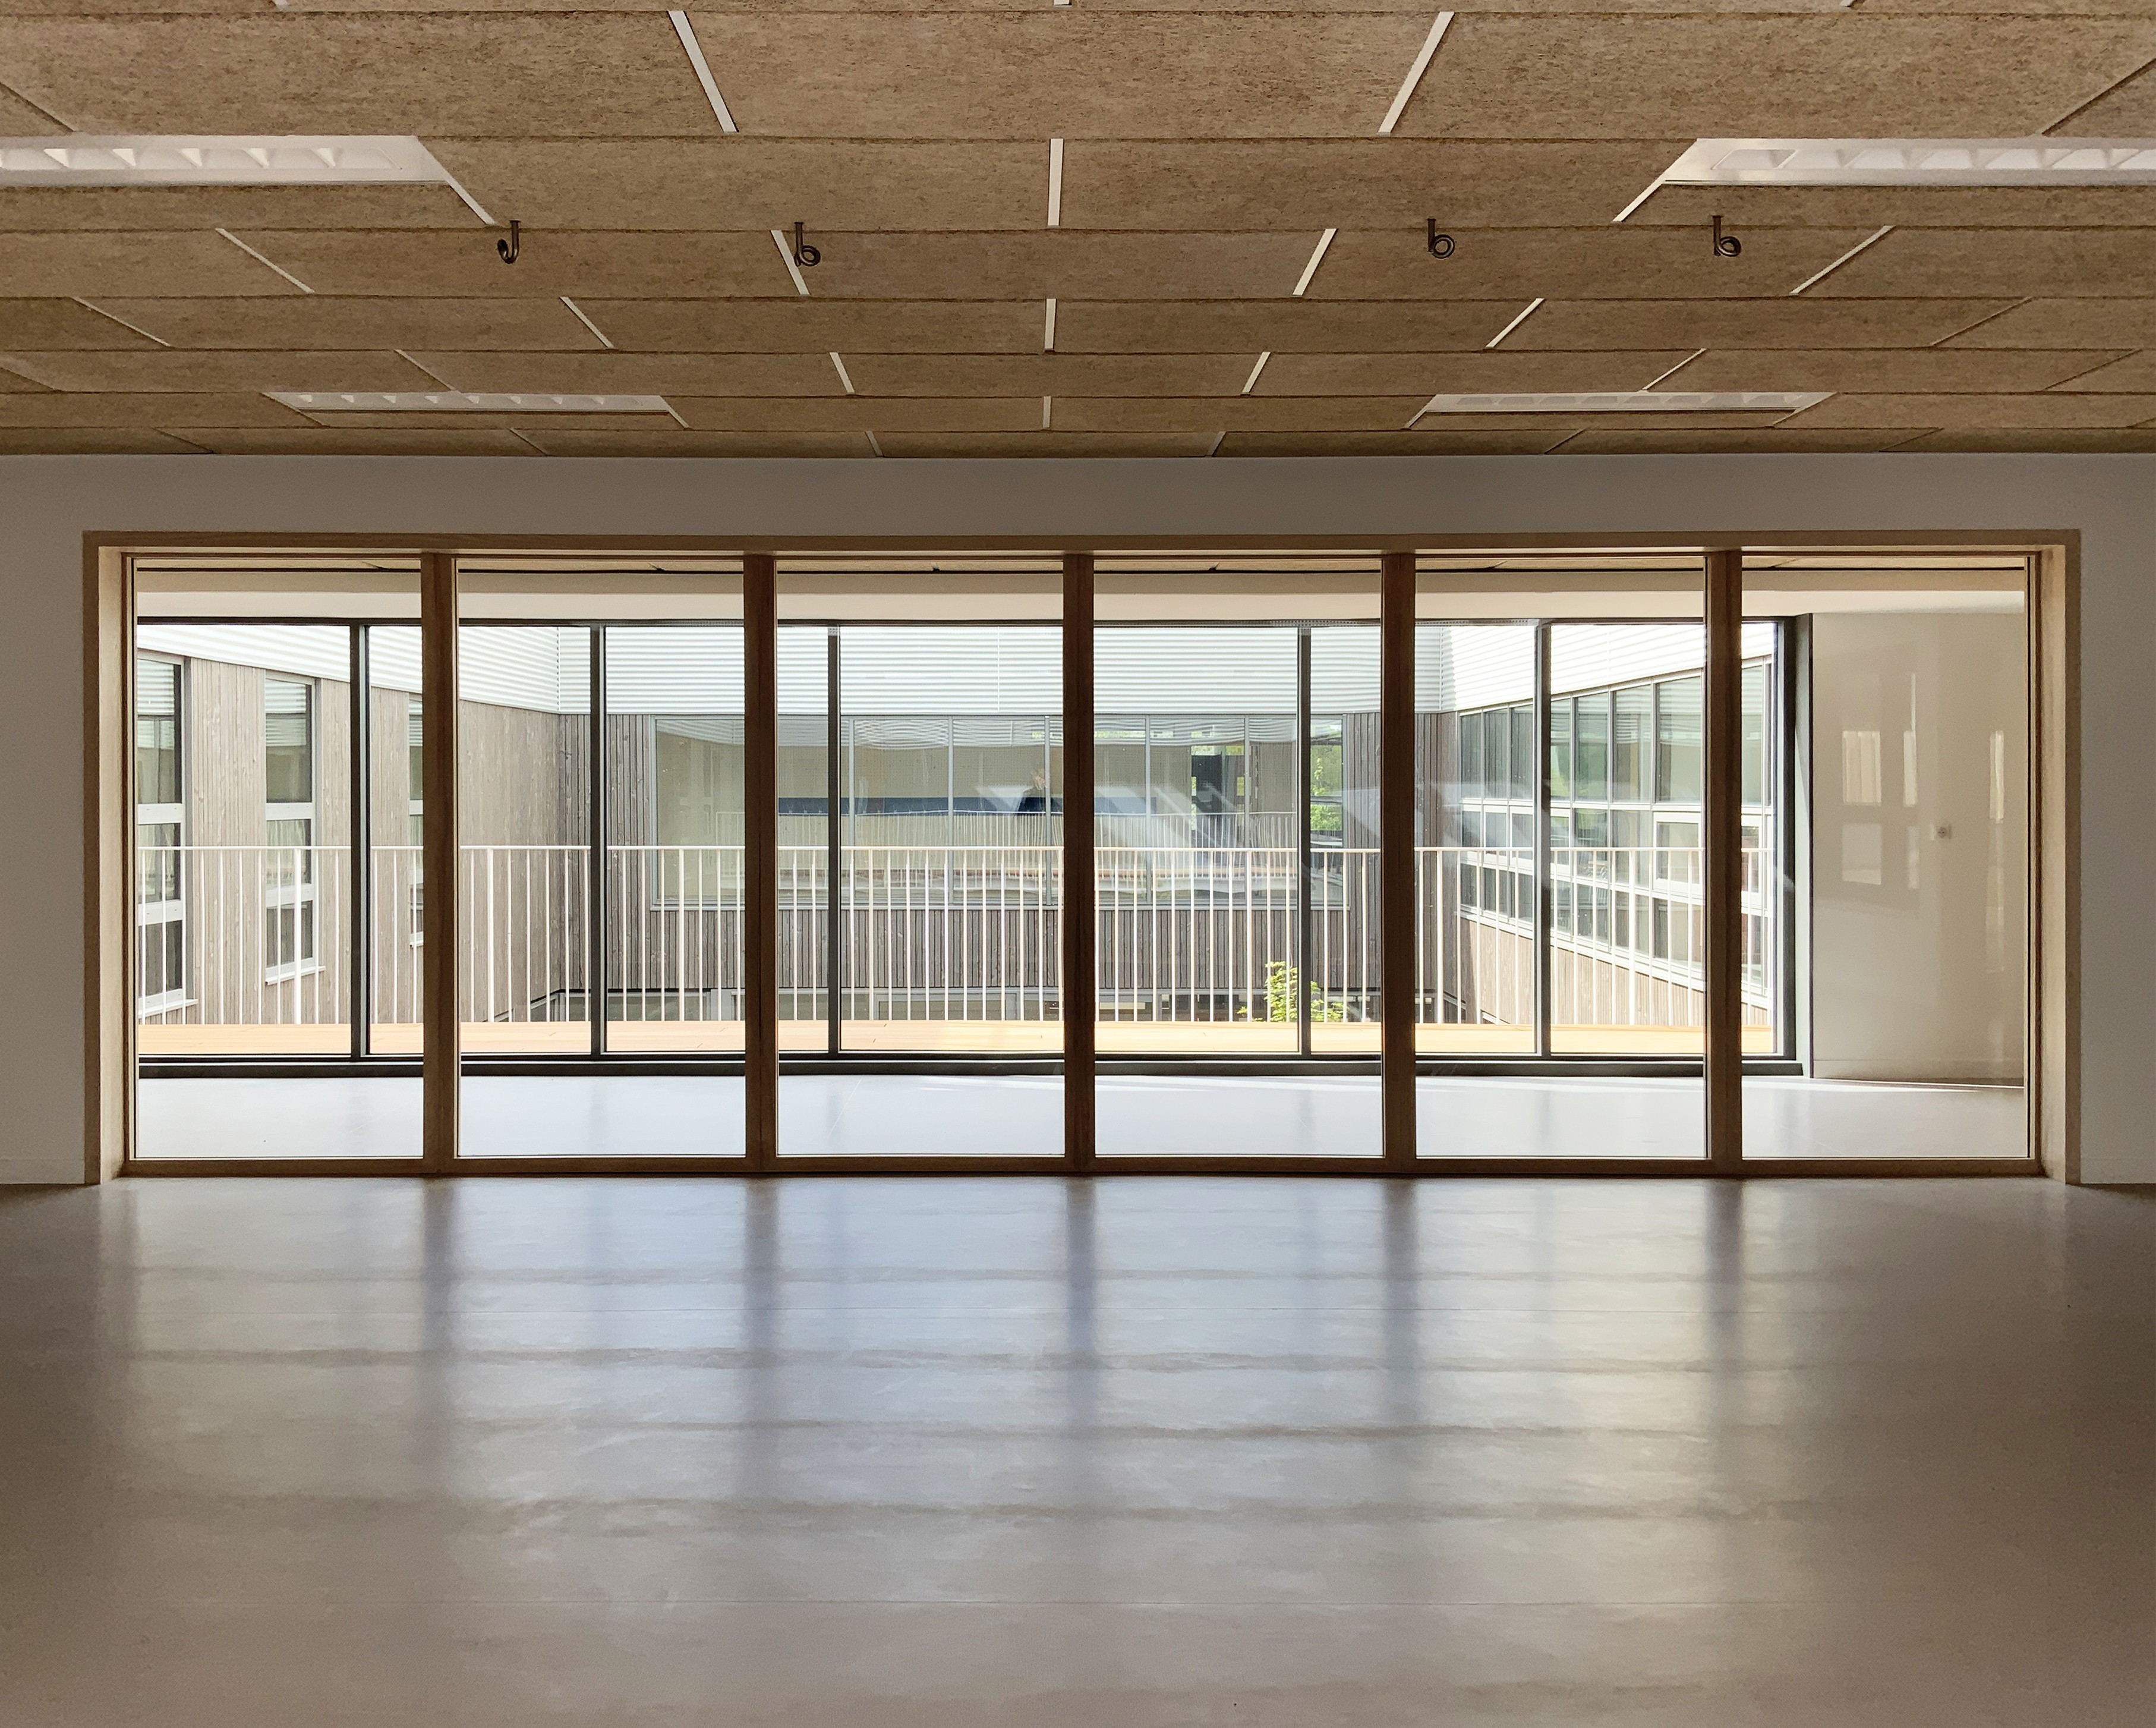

[407,699,424,943]
[1655,675,1703,804]
[263,674,318,981]
[135,655,187,1013]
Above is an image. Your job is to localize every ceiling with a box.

[5,5,2156,458]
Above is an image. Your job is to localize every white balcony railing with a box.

[136,842,1770,1044]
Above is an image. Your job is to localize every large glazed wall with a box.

[0,454,2146,1182]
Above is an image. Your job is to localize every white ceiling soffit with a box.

[1617,137,2156,218]
[269,391,676,414]
[1411,391,1829,421]
[0,134,496,221]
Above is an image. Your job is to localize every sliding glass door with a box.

[1092,559,1383,1159]
[776,559,1065,1159]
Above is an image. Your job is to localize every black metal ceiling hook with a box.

[1712,214,1741,258]
[792,221,820,267]
[1426,218,1455,258]
[497,219,520,265]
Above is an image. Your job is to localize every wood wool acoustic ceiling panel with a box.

[679,12,1435,137]
[0,4,2154,454]
[0,17,723,136]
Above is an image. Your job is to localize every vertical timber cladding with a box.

[1703,549,1744,1170]
[744,554,779,1169]
[420,552,459,1170]
[1063,552,1096,1169]
[1380,552,1416,1166]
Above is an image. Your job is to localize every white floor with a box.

[135,1073,2028,1162]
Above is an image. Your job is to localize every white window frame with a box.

[135,653,191,1015]
[263,674,321,984]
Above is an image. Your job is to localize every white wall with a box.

[1,454,2146,1182]
[1811,611,2029,1085]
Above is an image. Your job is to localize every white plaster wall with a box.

[1811,611,2028,1085]
[0,454,2146,1182]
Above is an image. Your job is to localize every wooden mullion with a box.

[1703,547,1744,1172]
[1062,552,1096,1169]
[420,551,459,1170]
[745,554,779,1168]
[1379,552,1417,1166]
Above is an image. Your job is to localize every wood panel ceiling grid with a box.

[1,4,2155,455]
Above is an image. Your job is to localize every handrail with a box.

[134,839,1773,1037]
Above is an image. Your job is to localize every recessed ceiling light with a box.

[1408,391,1829,424]
[1616,136,2156,218]
[270,392,676,414]
[1047,138,1064,228]
[0,134,494,222]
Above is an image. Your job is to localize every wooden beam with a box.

[1062,552,1096,1169]
[1703,547,1744,1172]
[420,550,459,1171]
[744,552,779,1169]
[1379,551,1417,1167]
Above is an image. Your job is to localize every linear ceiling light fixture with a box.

[1788,225,1893,295]
[559,296,614,348]
[1043,297,1057,351]
[829,351,856,395]
[1242,352,1272,394]
[1615,136,2156,218]
[1,134,496,223]
[1483,297,1543,348]
[669,11,739,133]
[1291,228,1337,297]
[1378,11,1454,135]
[1407,390,1829,425]
[270,391,677,414]
[1640,349,1704,391]
[770,229,811,295]
[216,228,313,292]
[1047,138,1064,227]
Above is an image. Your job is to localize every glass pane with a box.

[605,627,745,1054]
[1550,622,1715,1065]
[779,627,831,1054]
[1743,555,2029,1160]
[1411,560,1706,1163]
[778,557,1064,1157]
[1093,553,1380,1159]
[131,562,420,1163]
[455,626,591,1057]
[1414,624,1535,1055]
[130,623,354,1060]
[1096,627,1297,1056]
[455,559,747,1159]
[839,627,1063,1055]
[1309,627,1380,1055]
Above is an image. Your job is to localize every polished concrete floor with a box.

[1,1176,2148,1725]
[136,1073,2029,1162]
